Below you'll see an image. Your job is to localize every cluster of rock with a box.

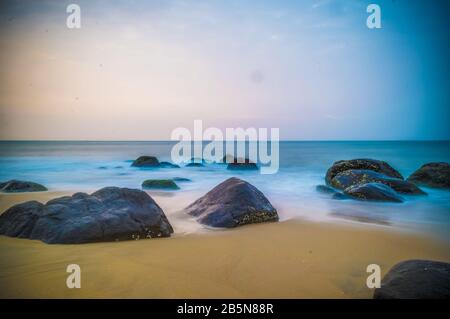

[0,177,278,243]
[316,159,449,202]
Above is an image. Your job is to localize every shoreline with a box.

[0,191,449,298]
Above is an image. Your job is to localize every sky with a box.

[0,0,449,140]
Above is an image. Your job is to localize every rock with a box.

[316,185,337,194]
[221,154,235,163]
[131,156,159,167]
[407,162,450,188]
[142,179,179,190]
[0,180,47,193]
[373,260,450,299]
[326,159,403,184]
[226,158,258,170]
[186,162,204,167]
[158,161,180,168]
[330,169,425,195]
[184,177,278,228]
[172,177,191,182]
[343,182,403,202]
[332,193,351,200]
[0,187,173,244]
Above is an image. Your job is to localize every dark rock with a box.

[373,260,450,299]
[326,159,403,184]
[316,185,338,194]
[184,177,278,228]
[158,162,180,168]
[172,177,191,182]
[226,158,258,170]
[344,182,403,202]
[330,169,425,195]
[131,156,159,167]
[0,187,173,244]
[0,180,47,193]
[142,179,179,190]
[186,162,204,167]
[407,162,450,188]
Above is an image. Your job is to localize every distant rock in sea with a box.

[142,179,180,190]
[330,169,425,195]
[184,177,278,228]
[0,187,173,244]
[173,177,191,182]
[373,260,450,299]
[326,158,404,185]
[186,162,204,167]
[407,162,450,188]
[0,180,47,193]
[226,158,258,170]
[158,161,180,168]
[343,182,404,202]
[131,156,159,167]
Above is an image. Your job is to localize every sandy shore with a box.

[0,191,449,298]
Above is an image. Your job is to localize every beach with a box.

[1,191,449,299]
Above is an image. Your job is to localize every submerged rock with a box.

[131,156,159,167]
[343,182,403,202]
[142,179,179,190]
[158,161,180,168]
[373,260,450,299]
[184,177,278,228]
[0,180,47,193]
[0,187,173,244]
[330,169,425,195]
[326,159,403,184]
[172,177,191,182]
[227,158,258,170]
[186,162,204,167]
[407,162,450,188]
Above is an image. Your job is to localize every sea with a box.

[0,141,449,241]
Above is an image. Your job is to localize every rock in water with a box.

[131,156,159,167]
[184,177,278,228]
[316,185,338,194]
[142,179,180,190]
[227,158,258,170]
[158,161,180,168]
[374,260,450,299]
[330,169,425,195]
[344,182,403,202]
[326,159,403,184]
[0,180,47,193]
[172,177,192,182]
[0,187,173,244]
[407,162,450,188]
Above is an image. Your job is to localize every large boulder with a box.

[374,260,450,299]
[131,156,159,167]
[330,169,425,195]
[326,159,403,184]
[343,182,403,202]
[0,187,173,244]
[184,177,278,228]
[142,179,179,190]
[407,162,450,188]
[0,180,47,193]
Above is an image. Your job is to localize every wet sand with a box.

[0,191,449,298]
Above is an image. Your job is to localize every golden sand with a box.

[0,191,449,299]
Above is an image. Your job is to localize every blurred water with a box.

[0,141,449,240]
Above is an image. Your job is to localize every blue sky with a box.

[0,0,448,140]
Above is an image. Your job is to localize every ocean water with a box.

[0,141,449,240]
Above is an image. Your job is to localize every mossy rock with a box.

[0,180,48,193]
[142,179,179,190]
[131,156,159,167]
